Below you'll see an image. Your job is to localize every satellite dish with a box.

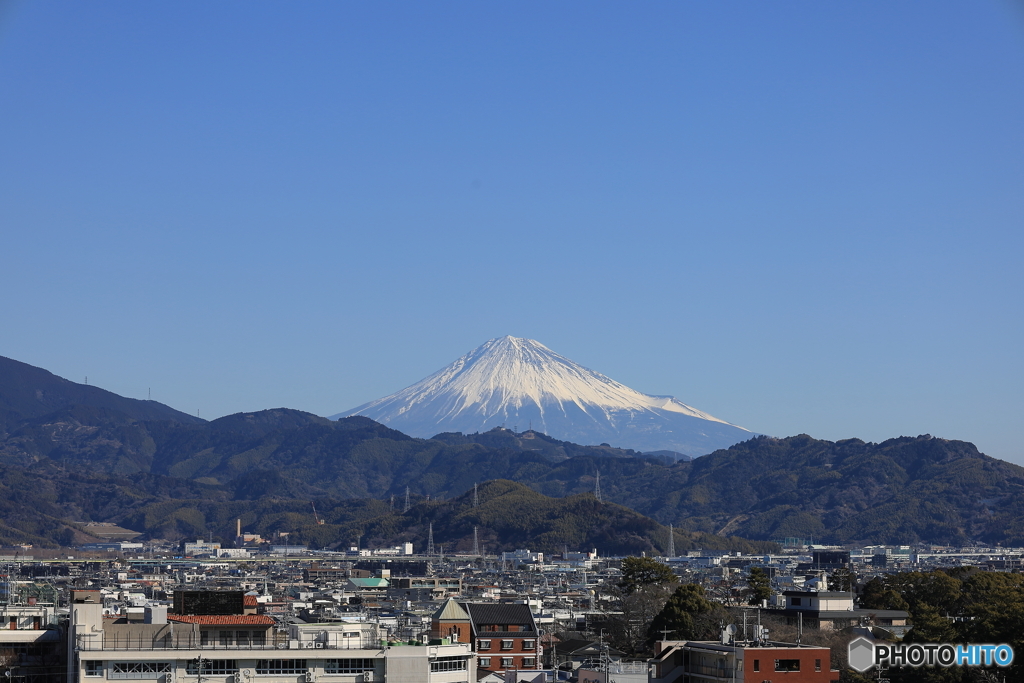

[725,624,736,635]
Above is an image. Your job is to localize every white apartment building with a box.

[69,591,474,683]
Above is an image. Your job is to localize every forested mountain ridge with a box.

[1,354,1023,549]
[0,355,203,431]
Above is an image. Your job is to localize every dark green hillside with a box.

[120,480,778,556]
[1,355,1022,548]
[0,355,203,430]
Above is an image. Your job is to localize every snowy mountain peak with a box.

[333,337,753,455]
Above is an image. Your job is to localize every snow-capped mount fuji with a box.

[332,336,754,456]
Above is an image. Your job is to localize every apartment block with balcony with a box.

[70,590,473,683]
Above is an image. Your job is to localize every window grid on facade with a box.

[323,660,376,674]
[84,662,103,677]
[815,658,822,672]
[501,658,513,668]
[753,659,759,672]
[479,658,491,668]
[522,658,536,667]
[109,662,172,679]
[430,657,468,673]
[255,660,307,675]
[186,660,238,675]
[501,640,513,650]
[478,639,491,650]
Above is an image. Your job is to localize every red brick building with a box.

[430,599,541,674]
[651,639,839,682]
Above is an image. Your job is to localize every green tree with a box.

[620,556,677,594]
[648,583,724,642]
[746,567,771,605]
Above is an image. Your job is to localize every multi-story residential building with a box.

[0,601,64,683]
[69,590,473,683]
[429,600,540,675]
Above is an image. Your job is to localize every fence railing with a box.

[76,634,382,652]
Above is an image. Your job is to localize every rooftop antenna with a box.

[594,469,603,503]
[84,376,88,385]
[473,483,479,508]
[404,487,410,513]
[148,388,151,400]
[427,523,434,556]
[473,527,480,556]
[667,524,675,559]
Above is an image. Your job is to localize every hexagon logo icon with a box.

[848,637,875,672]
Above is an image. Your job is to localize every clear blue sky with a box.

[2,2,1023,462]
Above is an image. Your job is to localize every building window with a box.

[501,658,513,668]
[324,659,375,674]
[252,631,266,646]
[816,658,822,672]
[522,640,535,650]
[84,662,103,677]
[775,659,801,672]
[791,597,801,606]
[109,662,172,679]
[219,630,232,646]
[501,640,514,650]
[522,658,536,667]
[187,661,237,676]
[478,639,491,650]
[430,657,468,673]
[479,658,491,668]
[753,659,759,672]
[255,660,307,675]
[235,631,250,645]
[200,631,211,646]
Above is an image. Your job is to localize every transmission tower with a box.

[594,469,603,503]
[472,526,480,556]
[427,522,435,556]
[473,483,478,508]
[667,524,675,558]
[390,494,394,511]
[404,487,410,513]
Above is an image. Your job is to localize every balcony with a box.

[76,634,382,652]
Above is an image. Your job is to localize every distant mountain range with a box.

[0,355,203,430]
[334,336,754,456]
[1,352,1023,551]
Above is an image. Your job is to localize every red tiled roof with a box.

[243,595,258,606]
[168,615,274,625]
